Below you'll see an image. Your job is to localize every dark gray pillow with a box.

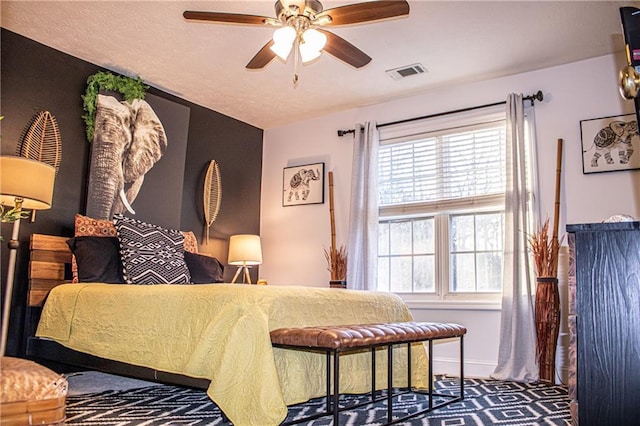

[184,251,224,283]
[66,236,124,283]
[113,214,191,284]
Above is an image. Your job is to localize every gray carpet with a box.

[66,371,161,396]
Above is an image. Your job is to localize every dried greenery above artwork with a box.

[81,71,148,142]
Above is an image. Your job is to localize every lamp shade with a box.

[0,156,55,210]
[228,234,262,266]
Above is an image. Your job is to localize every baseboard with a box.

[434,357,569,383]
[433,357,496,379]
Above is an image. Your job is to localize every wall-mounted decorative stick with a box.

[551,138,563,277]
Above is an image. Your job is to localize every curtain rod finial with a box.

[534,90,544,102]
[526,90,544,106]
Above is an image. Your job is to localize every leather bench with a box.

[270,321,466,425]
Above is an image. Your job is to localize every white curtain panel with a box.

[491,94,540,383]
[346,122,379,291]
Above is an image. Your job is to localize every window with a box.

[377,109,506,303]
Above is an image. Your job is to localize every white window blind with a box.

[379,121,506,208]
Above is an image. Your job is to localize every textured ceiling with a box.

[2,1,638,129]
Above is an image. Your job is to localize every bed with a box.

[26,233,429,425]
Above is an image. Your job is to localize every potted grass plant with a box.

[324,245,347,288]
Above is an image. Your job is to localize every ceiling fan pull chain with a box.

[293,38,300,87]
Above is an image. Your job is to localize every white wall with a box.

[260,53,640,378]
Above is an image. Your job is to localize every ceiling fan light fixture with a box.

[271,26,296,60]
[271,41,294,61]
[273,26,296,45]
[299,43,322,63]
[301,28,327,51]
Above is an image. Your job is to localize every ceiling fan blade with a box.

[246,40,277,69]
[318,0,409,26]
[319,30,371,69]
[183,11,271,26]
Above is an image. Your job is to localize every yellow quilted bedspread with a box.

[36,284,428,425]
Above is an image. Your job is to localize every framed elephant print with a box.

[283,162,324,206]
[85,92,190,229]
[580,113,640,174]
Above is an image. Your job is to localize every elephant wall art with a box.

[85,93,191,229]
[580,113,640,174]
[282,162,325,206]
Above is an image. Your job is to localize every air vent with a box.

[386,63,427,80]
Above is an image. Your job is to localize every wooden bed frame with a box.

[25,233,209,389]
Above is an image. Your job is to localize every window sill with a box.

[400,297,502,311]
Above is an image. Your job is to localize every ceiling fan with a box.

[183,0,410,78]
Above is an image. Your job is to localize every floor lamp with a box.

[228,234,262,284]
[0,156,55,357]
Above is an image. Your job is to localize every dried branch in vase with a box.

[528,219,561,278]
[324,244,347,281]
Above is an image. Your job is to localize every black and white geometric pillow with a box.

[113,215,191,285]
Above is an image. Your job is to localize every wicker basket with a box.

[1,357,67,425]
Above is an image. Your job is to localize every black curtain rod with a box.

[337,90,544,137]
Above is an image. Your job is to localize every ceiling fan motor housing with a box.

[275,0,324,20]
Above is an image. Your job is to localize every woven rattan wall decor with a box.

[203,160,222,244]
[17,111,62,174]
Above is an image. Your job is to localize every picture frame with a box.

[283,162,325,206]
[580,113,640,174]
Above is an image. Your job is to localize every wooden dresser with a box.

[567,222,640,425]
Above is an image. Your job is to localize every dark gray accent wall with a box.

[0,29,263,357]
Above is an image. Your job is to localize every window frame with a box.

[377,107,506,309]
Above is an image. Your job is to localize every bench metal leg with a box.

[387,345,393,423]
[428,339,433,410]
[333,350,340,426]
[326,350,331,413]
[460,335,465,399]
[407,342,412,389]
[371,347,376,401]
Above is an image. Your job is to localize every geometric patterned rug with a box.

[66,376,570,425]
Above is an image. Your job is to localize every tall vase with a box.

[329,280,347,289]
[535,277,561,383]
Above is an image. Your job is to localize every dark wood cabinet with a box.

[567,222,640,426]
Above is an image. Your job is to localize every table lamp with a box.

[228,234,262,284]
[0,156,55,356]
